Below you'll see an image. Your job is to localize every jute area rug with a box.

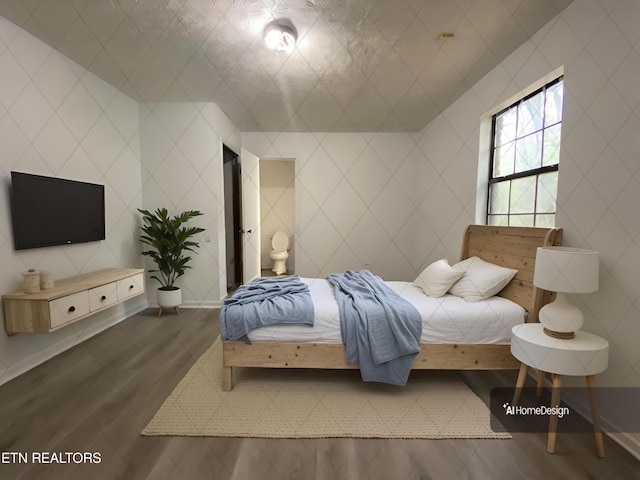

[142,338,510,439]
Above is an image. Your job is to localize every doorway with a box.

[259,158,295,276]
[223,145,242,291]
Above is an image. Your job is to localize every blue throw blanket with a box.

[327,270,422,386]
[220,275,314,343]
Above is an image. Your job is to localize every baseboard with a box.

[0,298,149,387]
[148,300,222,309]
[181,303,221,308]
[561,386,640,461]
[608,432,640,461]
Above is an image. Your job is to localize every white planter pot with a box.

[157,287,181,308]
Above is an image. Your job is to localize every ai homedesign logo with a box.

[502,402,570,419]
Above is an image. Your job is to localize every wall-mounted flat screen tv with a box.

[10,171,106,250]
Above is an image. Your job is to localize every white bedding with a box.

[246,278,526,345]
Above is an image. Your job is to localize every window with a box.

[487,77,563,227]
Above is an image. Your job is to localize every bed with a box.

[221,225,562,391]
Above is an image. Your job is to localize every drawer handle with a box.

[101,295,107,301]
[129,285,134,290]
[68,306,76,313]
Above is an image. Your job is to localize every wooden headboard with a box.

[460,225,563,323]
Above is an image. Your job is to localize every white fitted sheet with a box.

[246,278,526,345]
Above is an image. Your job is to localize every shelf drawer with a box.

[89,282,118,312]
[117,273,144,301]
[50,291,90,329]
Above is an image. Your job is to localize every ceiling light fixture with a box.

[263,19,298,53]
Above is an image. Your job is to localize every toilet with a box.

[270,230,290,275]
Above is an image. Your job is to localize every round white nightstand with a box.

[511,323,609,457]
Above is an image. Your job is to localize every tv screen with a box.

[10,171,106,250]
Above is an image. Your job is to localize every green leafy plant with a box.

[138,208,205,290]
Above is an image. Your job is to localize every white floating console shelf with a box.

[3,268,145,335]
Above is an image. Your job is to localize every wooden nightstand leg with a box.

[536,371,546,397]
[513,363,528,405]
[547,374,562,454]
[586,375,605,458]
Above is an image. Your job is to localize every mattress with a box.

[246,278,526,345]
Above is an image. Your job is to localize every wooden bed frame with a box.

[221,225,562,391]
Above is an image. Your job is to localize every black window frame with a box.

[486,76,563,227]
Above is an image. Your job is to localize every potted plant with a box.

[138,207,205,314]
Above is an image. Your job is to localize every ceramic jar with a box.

[40,271,54,290]
[22,270,41,294]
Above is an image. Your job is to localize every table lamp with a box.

[534,246,599,339]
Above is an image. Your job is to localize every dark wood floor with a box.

[1,308,639,479]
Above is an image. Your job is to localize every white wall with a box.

[242,131,461,280]
[0,17,146,385]
[139,102,241,307]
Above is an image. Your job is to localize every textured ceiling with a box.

[0,0,573,132]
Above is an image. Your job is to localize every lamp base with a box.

[538,292,584,340]
[543,327,575,339]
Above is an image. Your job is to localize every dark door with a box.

[223,146,242,291]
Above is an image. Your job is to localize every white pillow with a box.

[448,256,518,302]
[414,259,465,297]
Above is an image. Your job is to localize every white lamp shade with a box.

[534,246,599,293]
